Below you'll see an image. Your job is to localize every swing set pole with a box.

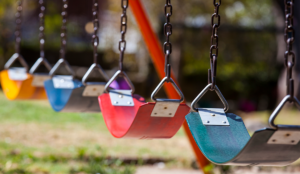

[129,0,211,173]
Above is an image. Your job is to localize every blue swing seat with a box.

[44,76,102,112]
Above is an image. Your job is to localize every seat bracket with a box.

[32,73,51,87]
[53,75,74,89]
[151,101,180,117]
[8,68,28,81]
[267,130,300,145]
[82,84,105,97]
[109,90,134,106]
[198,108,230,126]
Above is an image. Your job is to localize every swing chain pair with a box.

[118,0,128,72]
[15,0,23,54]
[190,0,227,111]
[92,0,99,64]
[39,0,45,58]
[60,0,68,59]
[164,0,173,82]
[284,0,295,100]
[208,0,221,90]
[4,0,30,71]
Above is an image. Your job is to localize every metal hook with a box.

[4,53,29,72]
[29,57,52,74]
[151,77,184,103]
[191,83,229,112]
[82,63,109,86]
[104,70,135,93]
[269,95,300,129]
[49,58,75,78]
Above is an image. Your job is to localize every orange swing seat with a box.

[0,53,47,100]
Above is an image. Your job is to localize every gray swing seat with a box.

[186,84,300,166]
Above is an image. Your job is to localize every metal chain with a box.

[208,0,221,90]
[284,0,295,99]
[39,0,45,58]
[164,0,173,81]
[92,0,99,64]
[15,0,23,54]
[118,0,128,71]
[60,0,68,59]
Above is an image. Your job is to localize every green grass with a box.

[0,91,300,173]
[0,92,137,174]
[0,92,186,135]
[0,93,105,130]
[0,91,192,173]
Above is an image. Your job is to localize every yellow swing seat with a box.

[0,53,47,100]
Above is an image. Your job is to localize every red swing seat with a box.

[98,71,190,139]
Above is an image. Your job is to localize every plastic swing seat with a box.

[0,53,47,100]
[186,84,300,166]
[99,70,190,139]
[44,59,110,112]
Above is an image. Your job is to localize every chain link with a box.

[283,0,295,99]
[118,0,128,71]
[92,0,99,64]
[39,0,45,58]
[208,0,221,90]
[164,0,173,81]
[15,0,23,54]
[60,0,68,59]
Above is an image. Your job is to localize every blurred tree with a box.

[0,0,15,67]
[0,0,295,111]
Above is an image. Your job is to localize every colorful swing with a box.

[98,0,190,139]
[0,0,47,100]
[185,0,300,166]
[44,0,111,113]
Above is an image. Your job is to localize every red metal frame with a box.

[129,0,211,173]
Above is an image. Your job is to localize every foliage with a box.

[0,0,285,109]
[141,0,275,27]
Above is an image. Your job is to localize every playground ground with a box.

[0,92,299,174]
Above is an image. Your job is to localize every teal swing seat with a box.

[186,84,300,166]
[185,0,300,166]
[186,113,300,166]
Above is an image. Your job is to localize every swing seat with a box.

[44,73,127,113]
[0,68,47,100]
[44,74,110,112]
[44,78,128,112]
[99,93,190,139]
[44,58,109,112]
[98,71,190,139]
[185,84,300,166]
[1,53,47,100]
[44,75,95,112]
[186,111,300,166]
